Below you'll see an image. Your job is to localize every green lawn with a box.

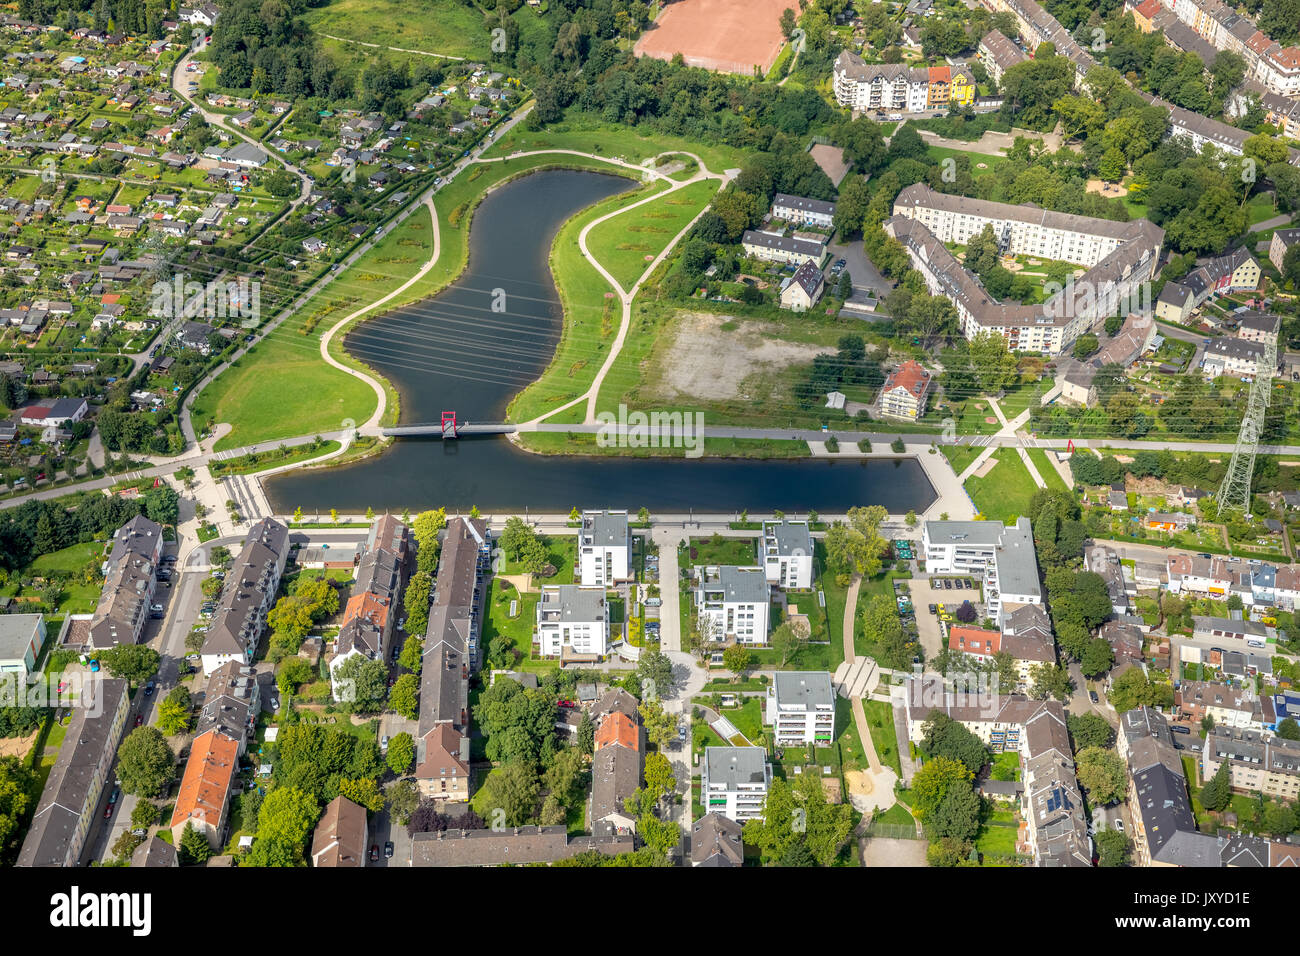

[976,808,1020,859]
[5,541,106,615]
[940,444,984,476]
[925,145,1008,177]
[965,449,1040,523]
[862,698,902,776]
[687,535,757,567]
[1026,447,1068,493]
[306,0,496,58]
[585,178,719,290]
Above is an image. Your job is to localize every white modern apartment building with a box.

[695,566,771,645]
[702,747,772,822]
[536,585,609,659]
[923,517,1042,626]
[832,52,930,112]
[762,519,814,591]
[886,184,1164,356]
[765,671,835,747]
[771,193,836,229]
[578,510,631,587]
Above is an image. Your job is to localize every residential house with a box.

[771,194,836,229]
[694,566,771,645]
[330,514,409,699]
[0,613,45,678]
[764,671,835,747]
[878,359,933,421]
[535,585,608,660]
[1237,311,1281,345]
[762,519,814,590]
[922,517,1041,626]
[590,705,643,837]
[200,519,289,675]
[1177,680,1265,730]
[87,515,163,650]
[740,230,827,266]
[691,812,744,866]
[779,259,825,312]
[999,604,1057,690]
[578,509,630,587]
[311,796,369,867]
[701,747,771,822]
[1202,726,1300,803]
[1267,227,1300,273]
[169,728,239,849]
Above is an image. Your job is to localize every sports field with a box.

[633,0,789,75]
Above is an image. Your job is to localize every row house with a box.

[329,515,410,700]
[831,51,975,112]
[590,688,644,837]
[1202,726,1300,803]
[200,519,290,675]
[1176,680,1266,730]
[87,515,163,650]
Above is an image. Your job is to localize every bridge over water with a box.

[381,412,516,439]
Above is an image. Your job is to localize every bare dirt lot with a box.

[644,311,826,403]
[860,835,928,866]
[634,0,789,74]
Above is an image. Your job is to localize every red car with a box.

[369,844,380,863]
[135,713,144,727]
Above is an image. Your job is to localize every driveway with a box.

[827,236,894,298]
[908,576,978,662]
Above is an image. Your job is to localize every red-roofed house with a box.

[878,360,932,421]
[595,710,641,752]
[169,729,239,849]
[1129,0,1162,32]
[948,625,1002,662]
[926,66,951,108]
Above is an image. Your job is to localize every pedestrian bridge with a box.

[382,422,516,438]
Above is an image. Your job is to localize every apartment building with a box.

[1202,726,1300,803]
[169,728,239,849]
[771,193,836,229]
[590,702,643,837]
[904,677,1090,864]
[330,515,410,699]
[878,360,932,421]
[416,613,472,801]
[1203,337,1272,380]
[762,519,814,590]
[1155,0,1300,96]
[1085,544,1131,616]
[1252,564,1300,610]
[1177,680,1266,730]
[1166,553,1254,602]
[922,517,1041,626]
[695,565,771,645]
[200,518,290,675]
[1237,311,1281,345]
[779,259,825,312]
[536,585,609,659]
[702,746,772,822]
[17,677,130,867]
[310,796,369,868]
[831,51,975,112]
[741,229,827,266]
[1268,227,1300,273]
[887,185,1164,356]
[87,514,163,650]
[978,30,1027,85]
[578,509,631,586]
[196,661,259,756]
[0,613,46,678]
[765,671,835,746]
[999,604,1056,690]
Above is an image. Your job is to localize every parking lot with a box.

[909,575,981,661]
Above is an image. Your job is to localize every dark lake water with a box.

[266,170,937,514]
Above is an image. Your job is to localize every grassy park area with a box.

[585,178,720,290]
[965,449,1040,523]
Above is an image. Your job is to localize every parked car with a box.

[927,604,937,614]
[645,598,662,607]
[1114,819,1124,832]
[144,680,156,696]
[1172,724,1191,735]
[369,844,380,862]
[1089,691,1099,704]
[384,841,394,858]
[135,713,144,727]
[381,735,390,751]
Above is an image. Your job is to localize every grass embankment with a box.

[515,432,811,459]
[964,448,1040,523]
[584,178,720,291]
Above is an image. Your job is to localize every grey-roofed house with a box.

[131,835,178,867]
[196,661,259,754]
[695,566,771,645]
[87,515,163,650]
[409,825,633,867]
[536,584,608,660]
[779,258,825,312]
[762,519,814,590]
[692,812,744,866]
[578,509,630,586]
[741,229,827,265]
[771,193,836,228]
[18,677,130,866]
[0,612,46,678]
[200,518,289,675]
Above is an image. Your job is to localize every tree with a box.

[247,787,321,866]
[543,747,588,809]
[398,636,423,674]
[116,727,175,798]
[926,836,973,867]
[0,756,35,852]
[1080,638,1115,679]
[920,711,988,775]
[1029,663,1074,702]
[98,645,160,686]
[1067,713,1114,751]
[179,822,213,865]
[779,6,797,39]
[387,779,420,825]
[157,685,192,736]
[823,505,889,576]
[412,508,447,573]
[402,571,432,636]
[911,755,973,820]
[954,600,977,623]
[629,650,674,700]
[477,760,540,827]
[388,673,419,720]
[639,699,678,752]
[386,732,415,775]
[1096,828,1131,867]
[144,484,180,526]
[577,710,595,756]
[338,777,385,813]
[643,751,677,805]
[1277,717,1300,741]
[927,779,982,842]
[1200,760,1232,813]
[771,618,810,667]
[277,657,313,696]
[1075,747,1127,805]
[722,645,755,678]
[335,654,388,714]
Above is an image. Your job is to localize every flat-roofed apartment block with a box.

[771,193,836,229]
[1203,726,1300,802]
[87,514,163,650]
[579,509,630,586]
[18,677,130,866]
[886,184,1164,356]
[762,519,814,590]
[765,671,835,746]
[702,746,772,822]
[536,585,609,659]
[695,565,771,645]
[200,518,289,675]
[922,517,1041,626]
[0,612,46,678]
